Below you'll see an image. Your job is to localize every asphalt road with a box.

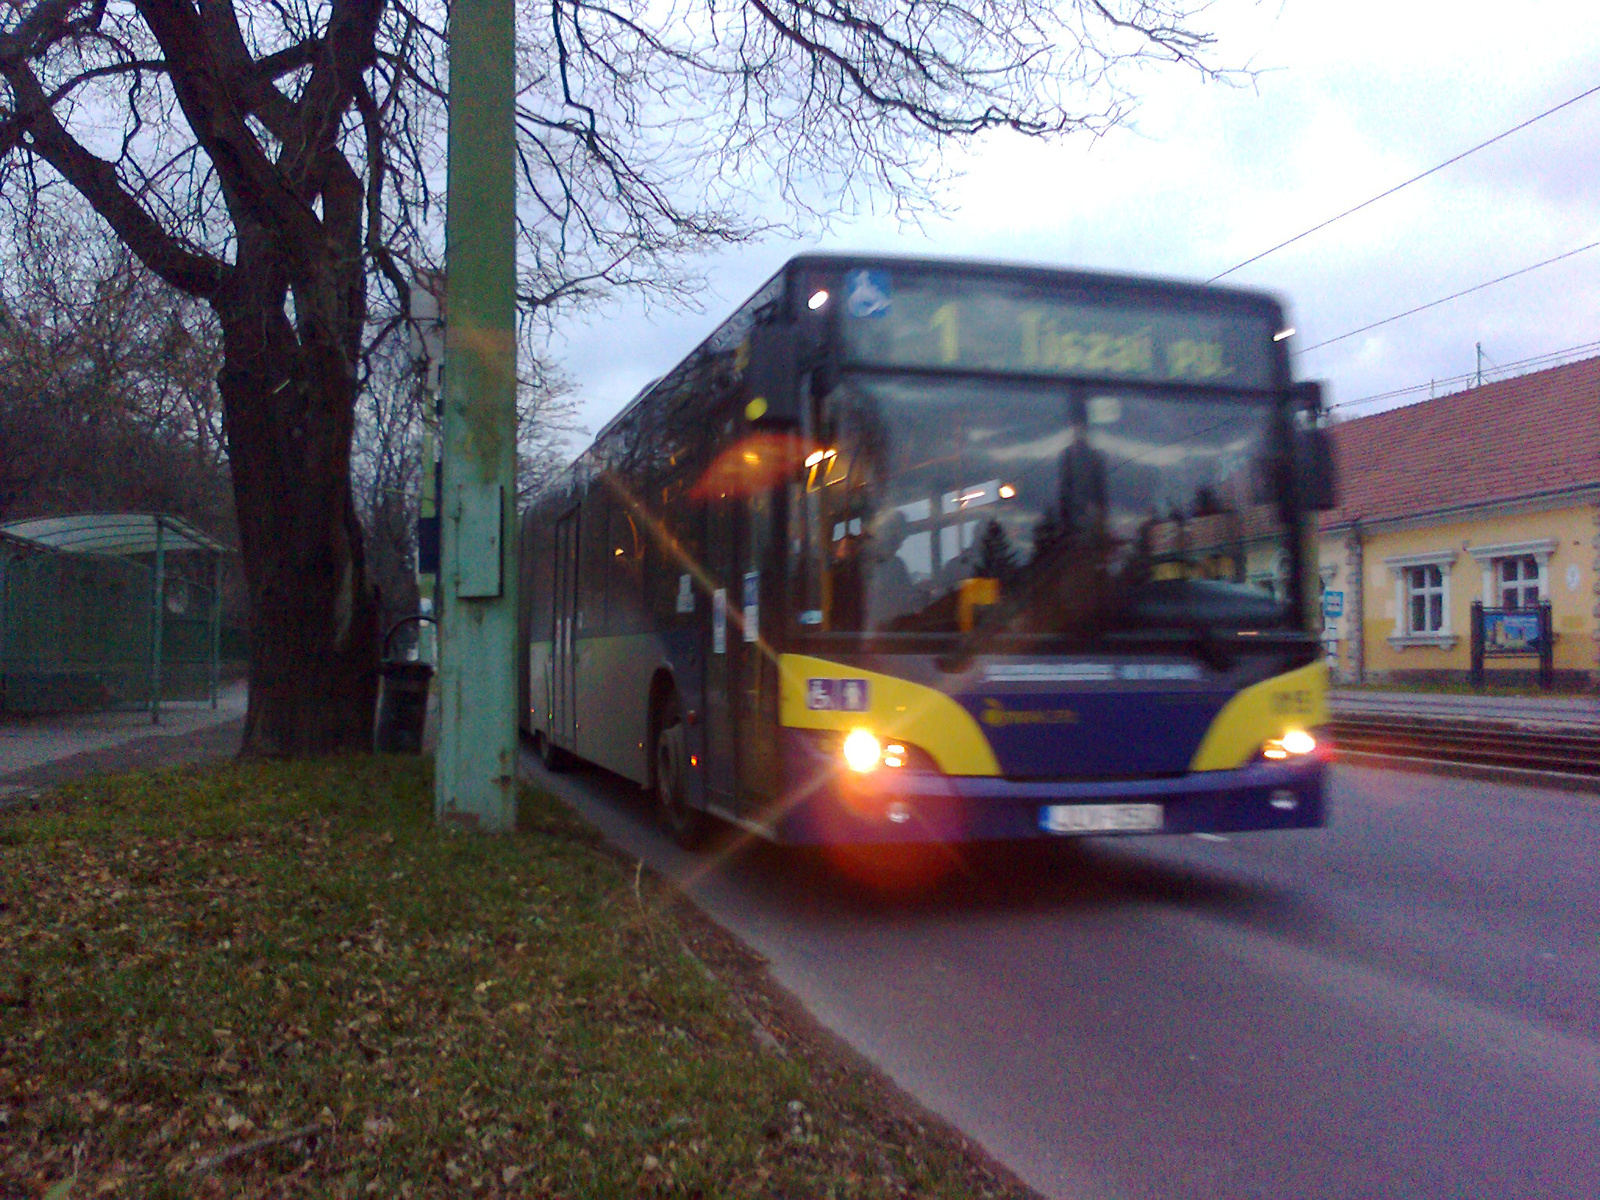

[521,749,1600,1200]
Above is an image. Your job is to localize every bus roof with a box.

[781,250,1286,314]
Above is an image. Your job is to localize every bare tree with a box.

[2,0,1235,757]
[349,324,580,647]
[0,205,230,531]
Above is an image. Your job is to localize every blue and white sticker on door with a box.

[742,571,760,643]
[806,677,870,712]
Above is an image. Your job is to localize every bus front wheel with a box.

[655,697,706,849]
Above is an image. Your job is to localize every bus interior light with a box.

[805,449,826,468]
[998,484,1017,499]
[808,289,830,310]
[842,728,882,773]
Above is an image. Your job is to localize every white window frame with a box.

[1498,556,1540,609]
[1467,538,1556,611]
[1384,550,1458,649]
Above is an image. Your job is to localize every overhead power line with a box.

[1330,338,1600,413]
[1209,81,1600,282]
[1291,240,1600,356]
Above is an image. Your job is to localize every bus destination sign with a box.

[838,270,1275,388]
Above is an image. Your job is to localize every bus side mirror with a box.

[743,322,800,425]
[1290,382,1337,510]
[1296,426,1338,510]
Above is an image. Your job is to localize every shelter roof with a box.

[0,513,228,556]
[1319,355,1600,530]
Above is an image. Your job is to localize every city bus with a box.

[518,254,1336,847]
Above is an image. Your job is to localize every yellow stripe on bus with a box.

[777,654,1001,777]
[779,654,1326,777]
[1188,661,1329,771]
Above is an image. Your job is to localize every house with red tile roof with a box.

[1317,355,1600,688]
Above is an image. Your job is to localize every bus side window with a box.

[528,513,555,640]
[580,491,610,635]
[609,501,645,633]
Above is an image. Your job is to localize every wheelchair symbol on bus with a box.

[806,677,871,712]
[844,270,891,318]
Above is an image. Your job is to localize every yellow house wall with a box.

[1318,504,1596,681]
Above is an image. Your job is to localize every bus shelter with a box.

[0,513,229,722]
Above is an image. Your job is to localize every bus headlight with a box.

[1262,729,1317,760]
[842,728,882,773]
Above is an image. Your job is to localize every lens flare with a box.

[842,728,881,773]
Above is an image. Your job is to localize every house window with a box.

[1406,564,1445,633]
[1498,555,1540,609]
[1252,553,1292,600]
[1469,539,1556,616]
[1385,549,1457,648]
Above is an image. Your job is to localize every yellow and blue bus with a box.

[519,254,1336,847]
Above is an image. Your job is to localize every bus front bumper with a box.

[770,731,1327,845]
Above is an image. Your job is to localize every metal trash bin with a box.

[373,615,437,753]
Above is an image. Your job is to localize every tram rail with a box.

[1330,713,1600,779]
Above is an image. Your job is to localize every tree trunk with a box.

[217,255,379,757]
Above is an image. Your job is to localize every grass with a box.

[0,757,1031,1199]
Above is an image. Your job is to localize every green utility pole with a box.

[436,0,518,832]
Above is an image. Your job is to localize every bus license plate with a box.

[1040,803,1163,835]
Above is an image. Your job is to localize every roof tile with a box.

[1319,355,1600,529]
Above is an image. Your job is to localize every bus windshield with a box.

[797,373,1295,641]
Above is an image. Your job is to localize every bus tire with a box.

[655,697,706,849]
[537,730,569,773]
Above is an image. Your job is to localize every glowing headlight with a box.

[1281,729,1316,755]
[1263,729,1317,760]
[842,728,882,773]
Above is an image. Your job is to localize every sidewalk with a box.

[1332,687,1600,731]
[0,680,247,802]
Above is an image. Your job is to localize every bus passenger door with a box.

[702,488,779,822]
[551,510,579,750]
[735,490,780,818]
[702,495,740,814]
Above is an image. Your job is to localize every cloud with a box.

[548,0,1600,452]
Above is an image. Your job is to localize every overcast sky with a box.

[548,0,1600,448]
